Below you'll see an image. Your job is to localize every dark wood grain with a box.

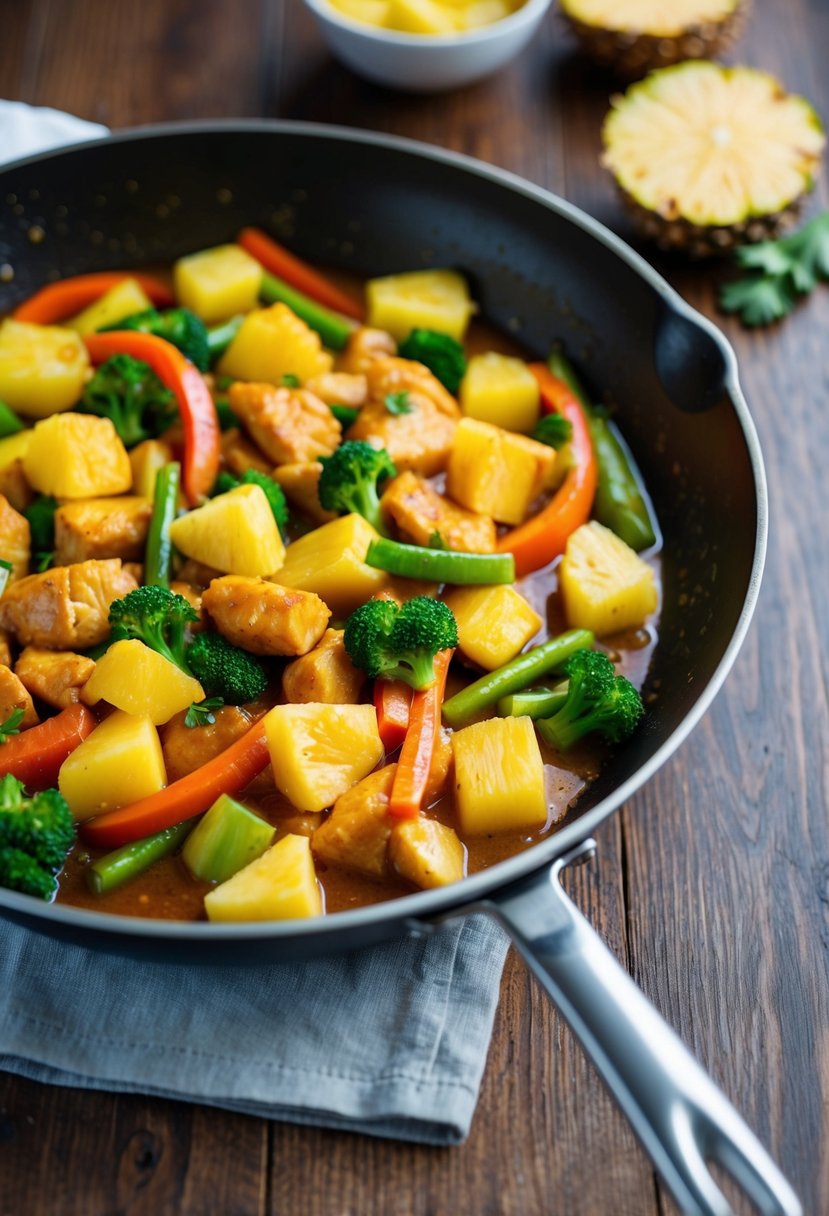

[0,0,827,1212]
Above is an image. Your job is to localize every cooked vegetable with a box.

[497,685,569,719]
[129,438,174,499]
[23,413,132,500]
[204,833,322,922]
[0,774,74,899]
[397,329,466,394]
[238,227,365,321]
[69,278,154,336]
[206,314,245,361]
[0,559,11,597]
[389,647,453,818]
[0,430,32,474]
[276,513,388,616]
[317,439,396,535]
[86,821,192,896]
[344,596,457,691]
[258,274,355,351]
[535,648,644,751]
[108,585,199,673]
[58,710,168,821]
[442,584,542,670]
[460,352,540,433]
[451,715,547,834]
[389,817,465,889]
[184,697,225,728]
[0,703,95,790]
[330,404,360,430]
[81,639,205,725]
[145,462,181,588]
[0,707,24,743]
[219,301,336,381]
[182,793,274,884]
[366,269,474,342]
[102,308,210,372]
[0,319,89,417]
[169,484,285,577]
[264,702,384,813]
[532,412,572,449]
[365,537,514,585]
[719,211,829,326]
[174,244,263,324]
[13,272,173,325]
[559,520,658,635]
[78,353,177,447]
[213,468,289,534]
[0,402,24,439]
[447,417,556,524]
[373,679,412,750]
[187,631,268,704]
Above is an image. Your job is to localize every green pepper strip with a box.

[86,821,192,896]
[206,315,244,362]
[497,684,569,720]
[442,629,593,728]
[259,272,355,350]
[0,401,24,439]
[366,538,515,585]
[145,461,181,588]
[547,350,658,552]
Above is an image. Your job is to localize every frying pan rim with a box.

[0,120,768,943]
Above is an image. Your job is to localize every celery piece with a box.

[182,793,275,884]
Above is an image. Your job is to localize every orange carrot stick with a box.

[0,704,96,790]
[374,680,412,752]
[13,272,174,324]
[388,650,453,820]
[238,227,365,321]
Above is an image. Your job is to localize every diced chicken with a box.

[425,727,453,804]
[15,646,95,709]
[0,559,138,650]
[381,470,496,553]
[349,356,460,475]
[123,562,144,585]
[228,382,341,466]
[282,629,364,705]
[276,813,323,839]
[202,575,331,656]
[303,372,368,408]
[175,558,223,590]
[160,705,257,784]
[337,327,396,376]
[373,579,439,605]
[389,817,465,889]
[170,580,204,622]
[0,630,11,669]
[53,496,153,566]
[312,765,396,879]
[220,427,272,478]
[0,494,30,582]
[272,462,336,525]
[0,459,33,514]
[0,664,38,728]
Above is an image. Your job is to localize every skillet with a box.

[0,122,799,1216]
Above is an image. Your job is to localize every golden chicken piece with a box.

[0,459,33,514]
[0,663,38,728]
[160,704,257,784]
[389,817,465,890]
[228,382,341,466]
[15,646,96,709]
[0,494,30,582]
[202,575,331,656]
[349,357,460,476]
[336,327,396,376]
[381,470,496,553]
[0,559,138,650]
[303,371,368,408]
[175,559,223,590]
[220,427,272,478]
[282,629,365,705]
[0,630,11,669]
[312,765,397,879]
[272,462,336,525]
[169,580,204,622]
[53,496,153,566]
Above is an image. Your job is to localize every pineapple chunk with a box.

[443,584,541,670]
[0,319,89,417]
[59,710,167,821]
[0,430,33,471]
[129,439,175,499]
[276,513,388,616]
[168,484,285,577]
[560,520,658,636]
[312,765,396,878]
[204,834,323,922]
[67,278,153,336]
[218,303,333,385]
[385,0,459,32]
[264,702,384,813]
[329,0,390,23]
[460,0,511,27]
[366,269,474,342]
[460,353,540,434]
[389,818,465,889]
[447,417,555,525]
[23,414,132,499]
[0,494,30,582]
[452,716,547,834]
[82,639,205,725]
[174,244,262,324]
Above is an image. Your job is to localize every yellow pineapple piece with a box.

[329,0,390,23]
[23,414,132,499]
[0,319,89,417]
[459,0,511,27]
[59,710,167,821]
[385,0,459,32]
[169,484,285,577]
[312,765,396,878]
[82,639,205,725]
[451,716,547,834]
[389,818,465,889]
[67,278,153,336]
[129,439,175,499]
[0,430,32,472]
[205,834,323,922]
[174,244,262,324]
[218,303,333,385]
[442,584,541,670]
[447,417,555,524]
[275,513,387,616]
[560,520,658,636]
[264,702,384,813]
[460,353,540,433]
[366,269,474,343]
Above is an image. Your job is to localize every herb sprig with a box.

[719,211,829,327]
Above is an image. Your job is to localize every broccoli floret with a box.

[187,632,268,704]
[24,494,58,572]
[0,774,75,900]
[398,329,467,395]
[532,413,573,449]
[536,649,644,752]
[318,440,396,535]
[79,353,178,448]
[213,469,289,534]
[344,595,458,691]
[0,848,57,900]
[102,307,210,371]
[108,585,198,673]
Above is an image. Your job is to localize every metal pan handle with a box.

[485,840,801,1216]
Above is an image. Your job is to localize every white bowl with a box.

[301,0,554,92]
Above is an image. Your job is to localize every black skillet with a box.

[0,123,799,1216]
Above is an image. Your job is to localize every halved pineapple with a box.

[602,62,826,255]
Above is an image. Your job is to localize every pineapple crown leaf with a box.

[720,210,829,327]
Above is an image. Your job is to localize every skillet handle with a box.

[486,840,801,1216]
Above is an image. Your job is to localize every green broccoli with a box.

[0,774,75,900]
[79,354,178,448]
[535,648,644,752]
[532,413,573,449]
[187,632,268,704]
[344,595,458,691]
[108,585,199,674]
[24,494,58,572]
[213,469,289,534]
[397,329,467,394]
[101,307,210,371]
[318,440,396,536]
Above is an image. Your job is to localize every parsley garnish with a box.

[719,211,829,327]
[384,390,413,416]
[0,558,11,597]
[330,404,360,430]
[532,413,573,450]
[282,373,301,388]
[184,696,225,728]
[0,707,25,744]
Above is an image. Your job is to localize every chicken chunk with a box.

[337,327,396,376]
[0,459,33,514]
[160,704,257,784]
[0,664,38,728]
[425,727,453,804]
[381,471,496,553]
[15,646,96,709]
[0,630,11,669]
[272,462,336,525]
[349,357,460,475]
[303,371,368,408]
[312,765,396,879]
[282,629,364,705]
[0,494,30,582]
[54,496,153,566]
[221,427,272,478]
[389,818,465,890]
[0,559,138,650]
[202,575,331,656]
[228,382,341,466]
[175,559,223,590]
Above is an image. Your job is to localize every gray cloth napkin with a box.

[0,103,510,1144]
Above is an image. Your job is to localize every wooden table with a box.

[1,2,827,1213]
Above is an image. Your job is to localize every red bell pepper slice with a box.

[13,272,174,324]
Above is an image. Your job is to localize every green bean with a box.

[365,538,515,585]
[442,629,593,727]
[206,315,244,361]
[0,401,24,439]
[145,461,181,588]
[86,821,192,896]
[260,272,354,350]
[496,684,569,720]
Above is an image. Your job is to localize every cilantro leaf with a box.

[184,696,225,728]
[720,211,829,327]
[0,707,25,744]
[719,274,796,327]
[384,391,413,416]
